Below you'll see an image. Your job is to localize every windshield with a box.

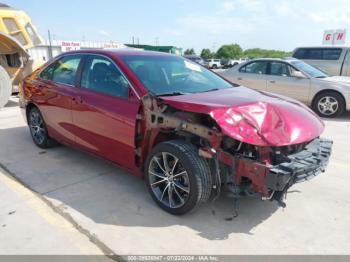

[25,23,42,46]
[290,60,328,78]
[120,54,232,95]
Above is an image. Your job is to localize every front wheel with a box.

[313,92,345,118]
[145,140,212,215]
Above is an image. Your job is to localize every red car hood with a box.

[160,87,324,146]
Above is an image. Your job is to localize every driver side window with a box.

[270,62,291,77]
[81,55,129,98]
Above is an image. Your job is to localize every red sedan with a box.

[20,49,332,215]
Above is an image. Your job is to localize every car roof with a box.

[62,48,175,57]
[294,46,348,49]
[245,57,299,63]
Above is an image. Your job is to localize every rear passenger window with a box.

[239,61,267,74]
[51,56,81,86]
[293,48,342,60]
[40,63,56,80]
[323,49,342,60]
[307,49,322,60]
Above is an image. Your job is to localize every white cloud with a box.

[168,30,182,36]
[99,30,110,37]
[172,0,350,51]
[220,1,235,13]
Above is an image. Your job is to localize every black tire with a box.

[0,65,12,108]
[28,106,58,148]
[145,140,212,215]
[313,91,345,118]
[212,64,218,69]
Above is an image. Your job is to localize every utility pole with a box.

[48,30,53,59]
[132,36,135,45]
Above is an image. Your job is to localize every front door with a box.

[72,54,139,170]
[266,61,311,103]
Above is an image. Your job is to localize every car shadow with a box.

[4,98,19,108]
[0,126,280,241]
[322,112,350,122]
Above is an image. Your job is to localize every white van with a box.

[206,59,221,69]
[292,46,350,76]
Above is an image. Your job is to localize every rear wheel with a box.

[0,65,12,108]
[313,91,345,118]
[28,107,57,148]
[145,140,212,215]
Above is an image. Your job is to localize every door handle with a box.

[269,80,276,84]
[237,77,243,81]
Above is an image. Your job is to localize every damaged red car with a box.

[20,50,332,215]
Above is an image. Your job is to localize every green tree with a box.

[243,48,290,59]
[216,44,243,59]
[200,48,214,59]
[184,48,196,55]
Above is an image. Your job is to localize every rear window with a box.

[239,61,268,74]
[293,48,343,60]
[2,17,27,45]
[2,18,19,32]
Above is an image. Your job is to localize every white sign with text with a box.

[323,29,346,45]
[60,41,81,52]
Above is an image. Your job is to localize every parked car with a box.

[292,46,350,76]
[20,50,332,215]
[219,57,350,117]
[183,55,207,67]
[206,58,221,69]
[221,58,247,68]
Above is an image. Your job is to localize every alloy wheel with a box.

[148,152,190,209]
[30,110,46,145]
[317,96,339,116]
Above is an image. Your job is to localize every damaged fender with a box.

[138,87,332,203]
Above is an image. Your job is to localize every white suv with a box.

[206,59,221,69]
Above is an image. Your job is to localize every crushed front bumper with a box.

[265,138,333,202]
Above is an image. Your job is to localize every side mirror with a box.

[291,70,307,79]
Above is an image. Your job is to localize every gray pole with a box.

[48,30,53,59]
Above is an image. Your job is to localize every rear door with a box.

[266,61,311,103]
[72,54,139,170]
[233,61,268,91]
[36,54,82,144]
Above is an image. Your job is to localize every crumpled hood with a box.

[160,87,324,146]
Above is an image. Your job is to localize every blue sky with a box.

[5,0,350,52]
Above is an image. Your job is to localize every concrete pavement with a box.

[0,166,110,257]
[0,96,350,255]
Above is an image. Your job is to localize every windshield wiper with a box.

[316,76,327,78]
[202,88,219,93]
[157,91,187,97]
